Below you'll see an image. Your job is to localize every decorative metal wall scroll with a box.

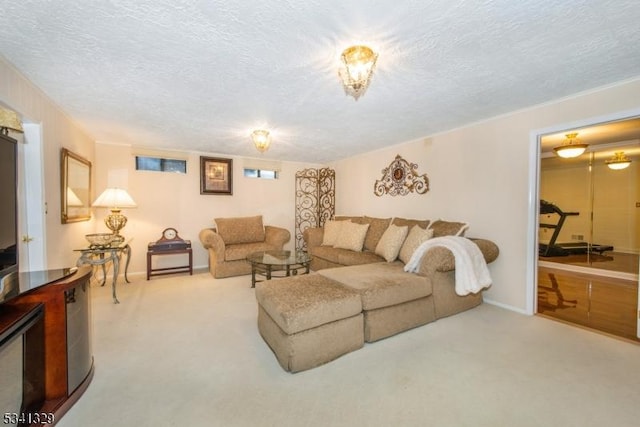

[374,154,429,197]
[295,168,335,251]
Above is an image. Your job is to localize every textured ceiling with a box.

[1,1,640,163]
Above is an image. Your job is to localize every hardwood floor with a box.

[540,251,639,275]
[538,265,639,342]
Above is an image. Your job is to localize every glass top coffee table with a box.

[246,250,312,288]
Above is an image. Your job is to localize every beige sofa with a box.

[199,215,290,278]
[255,216,499,372]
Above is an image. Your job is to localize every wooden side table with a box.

[147,247,193,280]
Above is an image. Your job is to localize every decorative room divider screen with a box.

[294,168,335,252]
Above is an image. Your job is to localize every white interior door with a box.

[17,123,46,272]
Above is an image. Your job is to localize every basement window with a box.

[243,168,278,179]
[135,156,187,174]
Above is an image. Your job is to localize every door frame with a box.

[526,106,640,317]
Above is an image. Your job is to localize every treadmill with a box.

[538,200,613,257]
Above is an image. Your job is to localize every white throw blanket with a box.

[403,236,492,296]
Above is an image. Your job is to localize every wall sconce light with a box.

[553,132,588,158]
[92,188,137,243]
[0,107,24,135]
[338,45,378,101]
[251,130,271,153]
[605,151,632,170]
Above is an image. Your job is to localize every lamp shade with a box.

[92,188,137,209]
[0,107,24,133]
[66,187,84,207]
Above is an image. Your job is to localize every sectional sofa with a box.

[255,216,499,372]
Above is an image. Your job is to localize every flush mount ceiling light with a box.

[605,151,632,170]
[553,132,589,158]
[251,129,271,153]
[338,45,378,101]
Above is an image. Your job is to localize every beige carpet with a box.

[58,272,640,427]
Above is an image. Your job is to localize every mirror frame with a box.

[61,148,92,223]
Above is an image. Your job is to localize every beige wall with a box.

[0,56,95,269]
[330,78,640,313]
[94,143,320,274]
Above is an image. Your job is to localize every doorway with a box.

[534,117,640,341]
[16,122,47,272]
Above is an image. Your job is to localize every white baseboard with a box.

[483,298,530,315]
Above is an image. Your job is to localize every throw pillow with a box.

[399,226,434,264]
[428,219,469,237]
[375,224,409,262]
[215,215,265,244]
[361,216,392,252]
[322,220,349,246]
[334,222,370,252]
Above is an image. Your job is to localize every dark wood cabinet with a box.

[1,266,93,425]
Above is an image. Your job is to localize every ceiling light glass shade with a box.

[92,188,137,242]
[338,45,378,100]
[0,107,24,135]
[553,132,588,158]
[605,151,632,170]
[251,129,271,153]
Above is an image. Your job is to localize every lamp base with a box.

[105,209,128,242]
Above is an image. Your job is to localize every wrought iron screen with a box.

[295,168,335,252]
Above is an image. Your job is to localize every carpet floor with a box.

[58,272,640,427]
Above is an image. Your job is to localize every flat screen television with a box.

[0,133,18,302]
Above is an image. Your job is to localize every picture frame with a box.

[200,156,233,195]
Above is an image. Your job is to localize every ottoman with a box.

[255,274,364,373]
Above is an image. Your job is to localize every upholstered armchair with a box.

[199,215,290,278]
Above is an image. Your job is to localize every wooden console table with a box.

[0,267,94,426]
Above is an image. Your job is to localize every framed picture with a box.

[200,156,233,195]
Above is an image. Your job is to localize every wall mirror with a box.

[61,148,92,223]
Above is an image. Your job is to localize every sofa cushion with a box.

[255,274,362,335]
[309,245,342,264]
[225,241,279,261]
[428,219,469,237]
[321,220,349,246]
[335,215,363,223]
[310,246,384,266]
[392,217,430,230]
[318,263,432,310]
[399,226,434,264]
[215,215,265,244]
[361,216,392,252]
[375,224,409,262]
[334,222,369,252]
[338,250,385,266]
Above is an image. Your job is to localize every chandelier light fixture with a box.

[605,151,632,170]
[338,45,378,100]
[553,132,589,158]
[251,129,271,153]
